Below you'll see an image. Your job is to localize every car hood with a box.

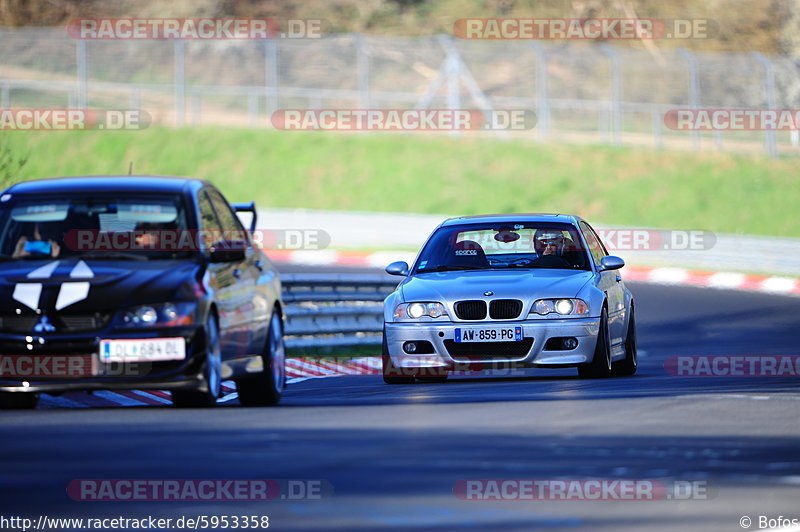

[0,258,201,314]
[400,269,594,303]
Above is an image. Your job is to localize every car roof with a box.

[440,213,584,227]
[2,175,209,196]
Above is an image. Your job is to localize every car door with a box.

[198,188,253,360]
[206,187,267,358]
[580,221,626,348]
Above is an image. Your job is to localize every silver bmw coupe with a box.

[382,214,636,383]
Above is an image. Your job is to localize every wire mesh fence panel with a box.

[1,27,799,155]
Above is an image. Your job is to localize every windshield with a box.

[0,194,194,260]
[413,222,591,273]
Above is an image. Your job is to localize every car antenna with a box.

[128,161,133,175]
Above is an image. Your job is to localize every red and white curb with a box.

[267,250,800,296]
[37,357,380,408]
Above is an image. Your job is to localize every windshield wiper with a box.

[77,251,148,261]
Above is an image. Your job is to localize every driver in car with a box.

[531,229,572,269]
[12,222,62,258]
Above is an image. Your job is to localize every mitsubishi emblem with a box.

[33,315,56,333]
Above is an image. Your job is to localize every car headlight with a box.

[115,302,196,328]
[393,302,449,321]
[532,298,589,316]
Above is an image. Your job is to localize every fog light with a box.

[562,337,578,349]
[404,342,418,353]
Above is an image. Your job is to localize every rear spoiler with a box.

[231,201,258,233]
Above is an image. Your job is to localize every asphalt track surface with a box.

[1,264,799,532]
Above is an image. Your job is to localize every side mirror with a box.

[209,240,247,263]
[385,260,409,276]
[599,255,625,271]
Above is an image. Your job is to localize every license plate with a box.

[454,327,523,343]
[99,338,186,363]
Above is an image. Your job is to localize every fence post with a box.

[248,91,258,127]
[751,52,777,158]
[76,40,88,109]
[442,36,461,111]
[601,44,621,146]
[174,40,185,127]
[678,48,700,150]
[356,34,370,108]
[531,42,549,141]
[265,39,279,122]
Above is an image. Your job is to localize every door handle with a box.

[254,260,264,271]
[615,275,622,282]
[233,268,242,279]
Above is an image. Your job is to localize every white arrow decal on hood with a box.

[55,261,94,310]
[12,260,60,310]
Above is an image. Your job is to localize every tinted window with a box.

[413,222,590,273]
[207,189,249,246]
[579,221,607,264]
[0,194,191,259]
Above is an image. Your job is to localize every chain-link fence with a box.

[2,27,800,156]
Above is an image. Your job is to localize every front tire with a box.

[0,392,39,410]
[171,314,222,408]
[578,307,612,379]
[236,310,285,406]
[612,305,637,377]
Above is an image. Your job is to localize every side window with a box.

[580,221,606,265]
[208,189,250,245]
[198,190,222,249]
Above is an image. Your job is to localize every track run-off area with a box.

[1,264,799,532]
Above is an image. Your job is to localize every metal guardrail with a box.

[281,274,398,349]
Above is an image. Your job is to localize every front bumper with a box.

[385,317,600,369]
[0,326,206,393]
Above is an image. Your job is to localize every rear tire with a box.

[578,307,612,379]
[236,311,285,406]
[0,392,39,410]
[612,305,637,377]
[382,332,415,384]
[171,314,222,408]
